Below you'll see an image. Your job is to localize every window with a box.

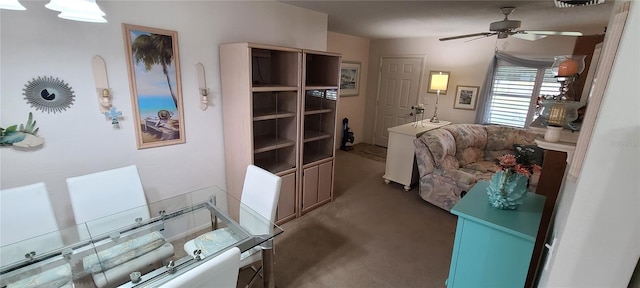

[487,63,560,127]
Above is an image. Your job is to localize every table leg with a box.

[262,240,275,288]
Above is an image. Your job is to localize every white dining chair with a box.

[66,165,174,287]
[183,164,281,287]
[0,183,60,249]
[159,247,240,288]
[1,183,73,288]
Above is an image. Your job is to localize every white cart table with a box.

[383,120,451,191]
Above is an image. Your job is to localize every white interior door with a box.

[373,56,424,147]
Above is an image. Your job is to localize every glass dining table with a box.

[0,186,283,288]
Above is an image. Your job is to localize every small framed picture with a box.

[340,61,360,97]
[453,85,480,110]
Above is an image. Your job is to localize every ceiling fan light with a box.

[553,0,605,8]
[0,0,26,10]
[58,10,106,23]
[46,0,105,16]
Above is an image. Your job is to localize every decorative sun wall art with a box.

[23,76,75,113]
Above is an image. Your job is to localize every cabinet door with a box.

[276,172,296,222]
[317,161,333,202]
[302,166,319,209]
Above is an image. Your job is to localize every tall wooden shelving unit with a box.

[219,43,340,224]
[300,50,340,215]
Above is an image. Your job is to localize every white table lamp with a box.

[428,71,450,123]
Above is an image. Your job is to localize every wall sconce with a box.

[427,71,450,123]
[92,55,111,113]
[196,63,209,111]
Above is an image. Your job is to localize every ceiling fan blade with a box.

[523,30,583,36]
[465,34,498,43]
[439,32,494,41]
[512,33,547,41]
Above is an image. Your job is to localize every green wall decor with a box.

[1,112,45,148]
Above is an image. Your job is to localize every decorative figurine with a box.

[104,107,123,128]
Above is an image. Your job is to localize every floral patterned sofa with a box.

[413,124,539,211]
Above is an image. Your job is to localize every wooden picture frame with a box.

[123,24,185,149]
[340,61,361,97]
[453,85,480,110]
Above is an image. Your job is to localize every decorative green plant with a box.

[1,112,42,147]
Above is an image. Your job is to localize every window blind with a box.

[488,66,560,127]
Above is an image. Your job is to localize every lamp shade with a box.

[59,10,106,23]
[552,55,586,77]
[47,0,106,23]
[0,0,26,10]
[429,71,449,94]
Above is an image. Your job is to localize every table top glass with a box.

[0,186,283,287]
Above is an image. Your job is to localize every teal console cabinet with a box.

[446,181,545,288]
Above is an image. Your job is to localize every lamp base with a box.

[430,116,439,123]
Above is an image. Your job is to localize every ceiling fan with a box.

[439,7,583,42]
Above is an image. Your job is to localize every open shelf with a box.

[254,145,296,174]
[252,48,299,87]
[305,85,338,91]
[254,136,295,153]
[253,109,296,121]
[305,53,340,87]
[253,91,298,121]
[302,138,333,165]
[252,85,298,92]
[304,108,333,116]
[303,130,332,143]
[254,158,296,174]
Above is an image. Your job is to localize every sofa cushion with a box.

[484,149,514,161]
[444,124,487,166]
[463,160,500,173]
[485,125,537,150]
[459,167,494,182]
[422,128,459,170]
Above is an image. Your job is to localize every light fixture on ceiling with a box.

[46,0,107,23]
[0,0,107,23]
[0,0,25,10]
[553,0,605,8]
[428,71,450,123]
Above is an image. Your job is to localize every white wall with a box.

[0,1,328,229]
[327,32,370,146]
[362,36,576,144]
[539,1,640,286]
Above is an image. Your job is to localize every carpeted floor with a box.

[346,143,388,163]
[238,149,457,287]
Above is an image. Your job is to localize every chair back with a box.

[239,165,281,236]
[0,183,63,265]
[159,247,240,288]
[66,165,150,237]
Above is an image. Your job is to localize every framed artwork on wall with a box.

[123,24,185,149]
[340,61,361,97]
[453,85,480,110]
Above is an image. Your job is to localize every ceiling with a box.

[281,0,614,40]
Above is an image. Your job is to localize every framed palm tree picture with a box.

[123,24,185,149]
